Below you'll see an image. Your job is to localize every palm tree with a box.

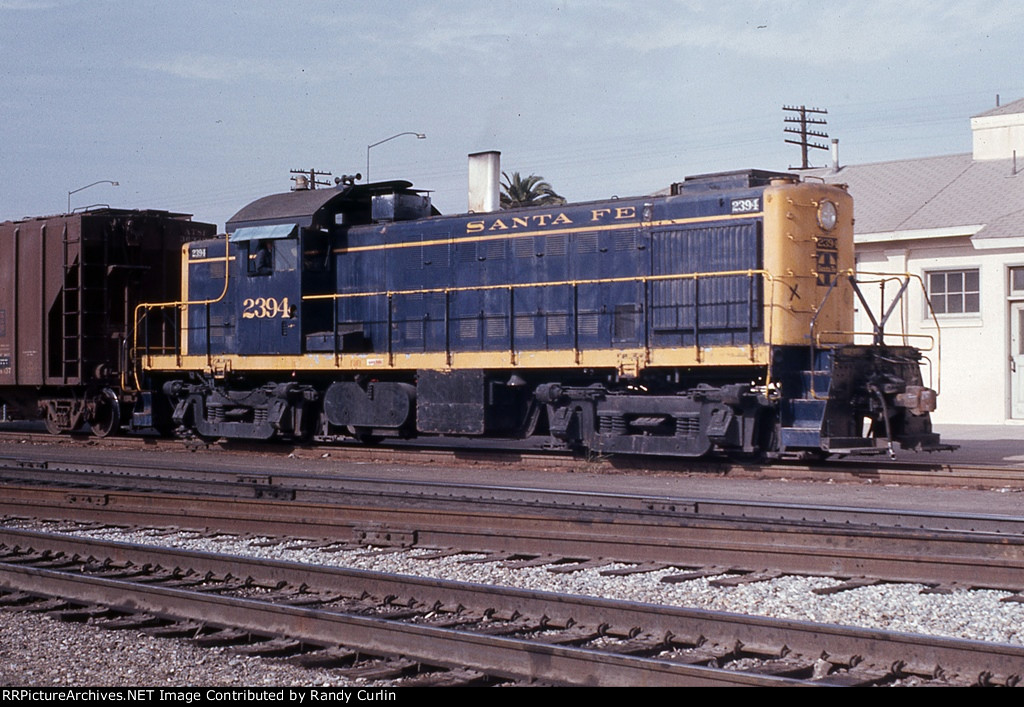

[500,172,566,209]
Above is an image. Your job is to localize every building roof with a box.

[807,152,1024,244]
[973,96,1024,119]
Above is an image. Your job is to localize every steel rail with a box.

[1,454,1023,537]
[2,529,1022,685]
[1,430,1021,489]
[0,561,795,686]
[0,479,1022,592]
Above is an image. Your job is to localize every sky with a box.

[2,0,1024,229]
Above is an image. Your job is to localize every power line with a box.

[783,105,829,169]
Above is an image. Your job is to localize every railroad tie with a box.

[660,565,730,584]
[547,559,615,574]
[811,576,885,595]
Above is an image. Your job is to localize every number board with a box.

[729,197,761,214]
[242,297,292,319]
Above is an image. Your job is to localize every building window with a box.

[927,269,979,315]
[1010,267,1024,296]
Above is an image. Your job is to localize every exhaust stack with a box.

[468,151,501,213]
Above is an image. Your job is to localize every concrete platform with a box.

[930,424,1024,466]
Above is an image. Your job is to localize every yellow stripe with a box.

[335,212,763,255]
[144,344,769,374]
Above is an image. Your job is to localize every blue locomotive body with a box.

[330,186,763,360]
[135,168,949,458]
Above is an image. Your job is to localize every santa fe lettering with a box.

[589,206,637,222]
[466,212,573,233]
[466,206,636,234]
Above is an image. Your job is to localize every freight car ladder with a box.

[60,224,82,383]
[61,223,113,384]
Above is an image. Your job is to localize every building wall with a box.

[855,236,1023,425]
[971,113,1024,161]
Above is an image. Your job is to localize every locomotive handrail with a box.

[130,260,799,390]
[301,268,776,302]
[814,330,935,351]
[126,238,233,391]
[132,260,795,385]
[918,352,937,391]
[133,262,783,377]
[306,268,778,376]
[809,269,943,397]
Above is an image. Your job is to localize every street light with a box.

[68,180,119,213]
[366,132,425,184]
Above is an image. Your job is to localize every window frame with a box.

[1009,266,1024,297]
[925,268,980,317]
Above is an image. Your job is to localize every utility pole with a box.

[290,168,332,190]
[783,105,829,169]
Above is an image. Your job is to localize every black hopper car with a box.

[0,209,214,436]
[1,156,951,459]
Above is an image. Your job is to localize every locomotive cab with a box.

[138,180,437,440]
[229,226,302,355]
[154,226,326,439]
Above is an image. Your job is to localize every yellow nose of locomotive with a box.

[762,179,855,347]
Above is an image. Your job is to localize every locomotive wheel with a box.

[89,389,121,438]
[346,426,382,445]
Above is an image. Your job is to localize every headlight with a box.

[817,200,838,231]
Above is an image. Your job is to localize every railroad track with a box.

[0,528,1020,687]
[3,442,1022,686]
[4,451,1024,533]
[1,427,1020,489]
[0,454,1022,592]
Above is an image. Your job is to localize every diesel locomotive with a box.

[1,155,949,458]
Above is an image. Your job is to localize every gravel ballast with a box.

[3,520,1022,685]
[0,610,351,687]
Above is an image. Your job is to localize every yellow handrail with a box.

[126,237,232,391]
[302,268,774,301]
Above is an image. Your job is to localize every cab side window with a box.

[274,240,298,272]
[248,240,273,276]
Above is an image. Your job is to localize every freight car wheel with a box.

[43,400,85,435]
[44,409,65,436]
[88,389,122,438]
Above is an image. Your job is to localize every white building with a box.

[809,98,1024,425]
